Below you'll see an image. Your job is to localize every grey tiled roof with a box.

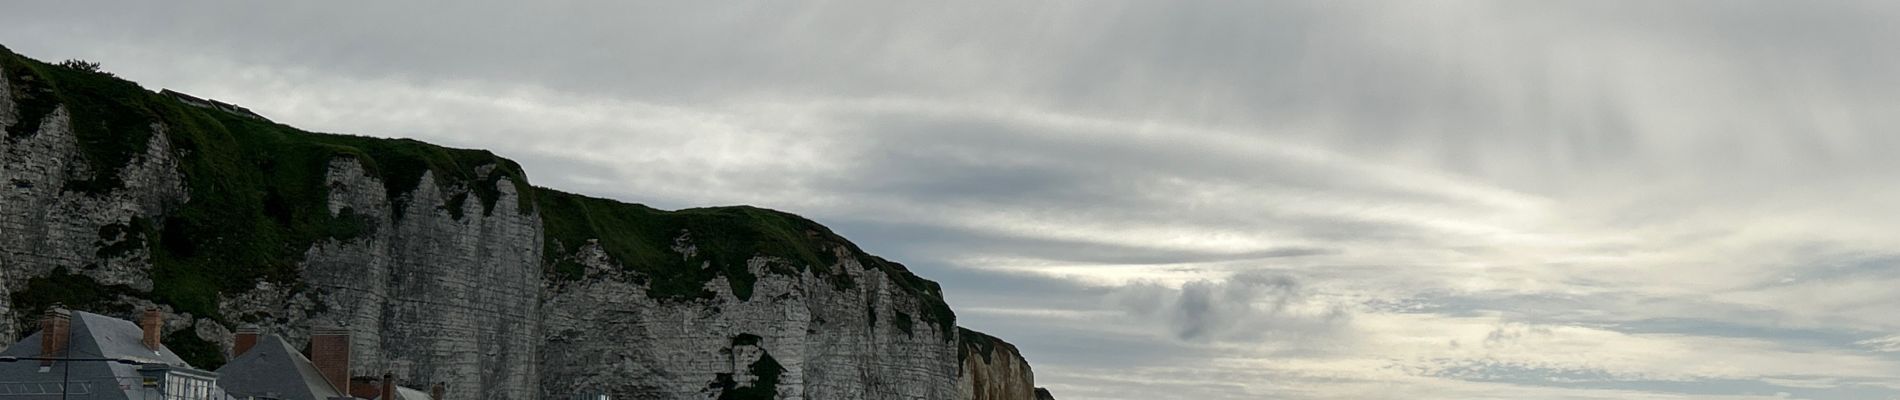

[214,335,346,400]
[0,311,203,400]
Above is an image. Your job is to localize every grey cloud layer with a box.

[7,1,1900,399]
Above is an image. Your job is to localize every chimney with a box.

[380,372,395,400]
[430,382,445,400]
[233,325,260,357]
[139,307,163,351]
[309,327,352,393]
[348,377,380,400]
[38,307,70,366]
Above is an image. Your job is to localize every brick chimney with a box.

[309,327,352,392]
[381,372,395,400]
[430,382,445,400]
[348,377,380,400]
[233,325,260,357]
[38,307,70,366]
[138,307,163,351]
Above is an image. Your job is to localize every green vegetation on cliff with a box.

[958,327,1003,364]
[537,190,957,337]
[2,44,962,369]
[2,46,530,367]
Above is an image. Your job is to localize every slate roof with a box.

[214,335,346,400]
[386,386,428,400]
[0,311,202,400]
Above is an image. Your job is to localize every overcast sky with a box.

[8,2,1900,399]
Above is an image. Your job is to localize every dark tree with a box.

[57,59,112,76]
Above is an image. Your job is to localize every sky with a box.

[5,1,1900,399]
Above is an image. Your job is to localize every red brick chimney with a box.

[38,307,70,366]
[309,327,352,392]
[139,307,163,351]
[430,382,445,400]
[348,377,380,400]
[233,325,260,357]
[381,372,395,400]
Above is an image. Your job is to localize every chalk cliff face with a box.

[0,45,1007,400]
[1,47,542,400]
[239,159,544,400]
[958,328,1037,400]
[540,240,958,399]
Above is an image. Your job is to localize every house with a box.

[216,326,440,400]
[2,309,442,400]
[158,89,269,121]
[212,327,349,400]
[0,308,226,400]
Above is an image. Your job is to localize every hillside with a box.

[0,45,1031,400]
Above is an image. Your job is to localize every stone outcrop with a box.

[0,45,1028,399]
[541,243,958,399]
[230,159,545,400]
[958,328,1038,400]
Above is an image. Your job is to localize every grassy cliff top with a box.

[958,327,1020,365]
[3,45,532,367]
[2,45,957,349]
[537,190,956,336]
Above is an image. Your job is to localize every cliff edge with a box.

[958,327,1040,400]
[0,45,1012,400]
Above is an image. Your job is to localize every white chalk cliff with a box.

[0,45,1038,399]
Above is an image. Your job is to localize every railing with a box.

[0,381,94,397]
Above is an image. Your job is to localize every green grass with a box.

[164,327,224,369]
[537,191,851,301]
[958,327,1001,364]
[1,47,155,194]
[538,190,957,337]
[7,267,141,329]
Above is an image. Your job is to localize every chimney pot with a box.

[139,307,163,351]
[381,372,395,400]
[233,325,261,357]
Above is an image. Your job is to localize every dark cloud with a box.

[1111,271,1350,343]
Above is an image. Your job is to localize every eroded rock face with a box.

[1,64,190,336]
[234,159,544,400]
[1,46,1020,400]
[540,244,961,399]
[958,328,1037,400]
[0,73,540,398]
[0,110,188,292]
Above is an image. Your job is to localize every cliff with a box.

[0,45,1004,399]
[957,328,1039,400]
[536,194,960,399]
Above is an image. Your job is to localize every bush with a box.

[56,59,110,76]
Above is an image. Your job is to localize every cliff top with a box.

[2,44,957,354]
[958,327,1023,365]
[2,46,530,329]
[537,190,955,336]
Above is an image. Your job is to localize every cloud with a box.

[1110,272,1351,343]
[9,1,1900,399]
[1858,336,1900,353]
